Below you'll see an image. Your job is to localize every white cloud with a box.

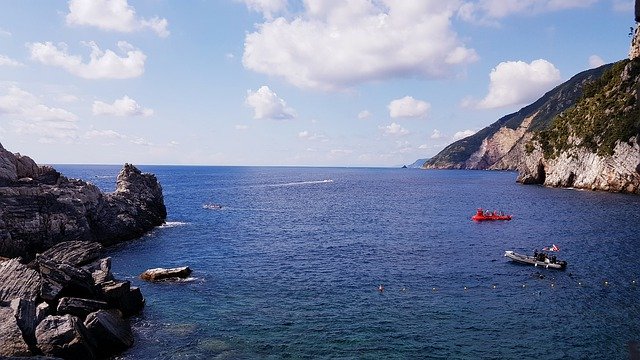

[418,144,429,149]
[66,0,169,37]
[298,130,328,141]
[477,59,562,109]
[588,55,605,68]
[83,129,126,139]
[235,124,249,130]
[238,0,287,19]
[0,28,11,37]
[0,85,79,142]
[380,122,409,136]
[430,129,443,139]
[130,136,152,146]
[92,95,154,117]
[459,0,598,24]
[613,0,634,12]
[388,96,431,118]
[358,110,372,120]
[245,85,296,120]
[243,1,478,90]
[453,129,476,141]
[28,41,146,79]
[56,94,80,103]
[0,55,23,67]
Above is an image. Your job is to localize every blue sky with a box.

[0,0,634,166]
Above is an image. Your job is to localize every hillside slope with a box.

[421,59,640,194]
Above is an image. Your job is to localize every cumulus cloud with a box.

[28,41,146,79]
[245,85,296,120]
[0,55,23,67]
[358,110,372,120]
[388,96,430,118]
[458,0,598,24]
[238,0,287,19]
[92,95,154,117]
[588,55,605,68]
[243,1,478,90]
[0,85,78,142]
[476,59,562,109]
[453,129,476,141]
[380,122,409,136]
[66,0,169,37]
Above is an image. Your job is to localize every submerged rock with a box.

[140,266,192,281]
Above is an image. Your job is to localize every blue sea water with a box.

[56,165,640,359]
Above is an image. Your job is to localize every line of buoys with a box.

[374,279,638,293]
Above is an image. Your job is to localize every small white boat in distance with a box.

[504,250,567,270]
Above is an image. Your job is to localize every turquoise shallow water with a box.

[57,165,640,359]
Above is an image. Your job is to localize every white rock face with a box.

[630,26,640,60]
[465,115,534,169]
[516,137,640,194]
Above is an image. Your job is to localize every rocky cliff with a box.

[0,143,167,259]
[422,59,640,194]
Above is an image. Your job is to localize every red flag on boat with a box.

[543,244,560,252]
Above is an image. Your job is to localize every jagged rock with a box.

[0,258,41,304]
[10,298,37,348]
[57,297,109,319]
[140,266,192,281]
[98,280,144,317]
[0,306,32,356]
[37,255,95,301]
[35,314,95,359]
[0,143,166,260]
[39,241,103,267]
[82,257,114,285]
[84,309,133,356]
[36,302,51,326]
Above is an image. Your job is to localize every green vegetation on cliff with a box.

[424,64,611,168]
[534,59,640,158]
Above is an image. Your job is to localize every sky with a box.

[0,0,635,167]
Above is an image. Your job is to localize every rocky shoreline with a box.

[0,241,144,358]
[0,143,168,358]
[0,142,167,260]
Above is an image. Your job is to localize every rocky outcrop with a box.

[0,241,144,358]
[0,143,166,260]
[140,266,192,281]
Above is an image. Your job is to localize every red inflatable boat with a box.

[471,208,512,221]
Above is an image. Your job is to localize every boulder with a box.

[35,314,95,359]
[57,297,109,319]
[84,309,133,356]
[140,266,192,281]
[39,241,103,267]
[35,302,51,325]
[0,258,41,304]
[10,298,37,348]
[0,306,32,356]
[98,280,144,317]
[82,257,114,285]
[37,255,95,301]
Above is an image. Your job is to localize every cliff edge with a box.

[0,143,167,259]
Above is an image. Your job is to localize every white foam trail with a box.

[159,221,189,228]
[267,179,334,187]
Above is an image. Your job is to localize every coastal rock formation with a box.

[423,58,640,194]
[0,143,166,260]
[140,266,192,281]
[0,241,144,358]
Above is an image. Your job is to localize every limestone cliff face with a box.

[422,58,640,195]
[0,143,167,259]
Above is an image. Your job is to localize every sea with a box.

[55,165,640,359]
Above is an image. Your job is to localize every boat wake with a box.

[159,221,190,228]
[267,179,334,187]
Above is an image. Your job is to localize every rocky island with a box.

[0,143,167,358]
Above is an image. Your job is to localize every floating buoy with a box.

[492,284,497,289]
[522,284,526,288]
